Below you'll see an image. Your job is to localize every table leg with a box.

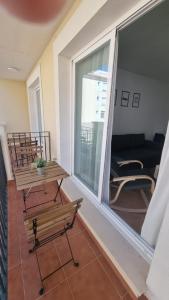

[43,184,48,195]
[22,178,64,213]
[53,178,63,204]
[22,190,27,213]
[22,186,32,213]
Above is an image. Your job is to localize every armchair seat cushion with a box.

[123,179,152,191]
[115,148,160,168]
[112,168,155,191]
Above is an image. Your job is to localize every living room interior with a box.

[108,0,169,236]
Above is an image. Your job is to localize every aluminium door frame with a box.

[71,30,117,204]
[69,0,164,263]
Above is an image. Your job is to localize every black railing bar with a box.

[13,135,18,167]
[0,273,6,293]
[44,136,47,161]
[8,131,50,135]
[39,132,42,159]
[48,132,51,161]
[0,210,7,234]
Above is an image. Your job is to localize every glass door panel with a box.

[74,42,110,195]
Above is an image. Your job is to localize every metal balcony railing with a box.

[7,131,51,174]
[0,139,7,300]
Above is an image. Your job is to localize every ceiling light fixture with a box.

[7,66,20,72]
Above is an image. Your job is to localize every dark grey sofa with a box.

[111,133,164,168]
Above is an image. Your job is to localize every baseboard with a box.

[61,187,148,300]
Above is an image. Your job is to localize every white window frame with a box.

[26,65,44,133]
[54,0,165,263]
[71,30,116,203]
[71,29,154,262]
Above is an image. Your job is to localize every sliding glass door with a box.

[74,33,116,197]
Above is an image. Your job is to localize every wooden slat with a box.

[8,137,33,143]
[26,212,73,238]
[9,143,38,149]
[15,161,57,175]
[14,161,68,190]
[16,167,66,183]
[25,199,81,224]
[16,149,42,155]
[27,219,68,241]
[24,199,83,241]
[26,207,75,230]
[16,173,68,190]
[16,169,68,186]
[15,163,60,178]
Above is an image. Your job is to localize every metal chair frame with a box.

[110,159,155,213]
[24,198,83,295]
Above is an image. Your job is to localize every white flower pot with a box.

[37,167,45,176]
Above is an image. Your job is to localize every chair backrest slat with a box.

[24,198,83,242]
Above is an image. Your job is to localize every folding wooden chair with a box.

[24,198,83,295]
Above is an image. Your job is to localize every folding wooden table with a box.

[15,161,69,213]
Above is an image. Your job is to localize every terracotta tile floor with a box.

[8,180,134,300]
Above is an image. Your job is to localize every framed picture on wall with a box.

[132,92,141,108]
[121,90,130,107]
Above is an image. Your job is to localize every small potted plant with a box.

[35,158,46,175]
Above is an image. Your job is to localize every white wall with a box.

[113,68,169,139]
[52,0,162,297]
[0,79,29,180]
[0,79,30,132]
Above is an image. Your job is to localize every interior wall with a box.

[113,68,169,140]
[0,79,29,132]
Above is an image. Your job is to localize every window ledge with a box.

[62,177,150,298]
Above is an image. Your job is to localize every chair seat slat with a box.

[24,199,83,242]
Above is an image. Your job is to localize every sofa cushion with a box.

[111,134,145,151]
[117,147,161,168]
[153,133,165,145]
[130,134,145,148]
[111,135,130,151]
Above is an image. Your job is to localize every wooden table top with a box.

[15,161,69,191]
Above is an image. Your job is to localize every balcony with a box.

[1,1,158,297]
[7,183,133,300]
[1,130,135,300]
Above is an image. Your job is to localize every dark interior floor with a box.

[109,187,152,234]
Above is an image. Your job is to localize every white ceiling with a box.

[0,0,74,81]
[118,0,169,83]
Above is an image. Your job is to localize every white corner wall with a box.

[52,0,163,297]
[0,79,30,132]
[113,68,169,139]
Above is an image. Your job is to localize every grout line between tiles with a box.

[53,241,76,300]
[96,252,127,299]
[8,261,21,272]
